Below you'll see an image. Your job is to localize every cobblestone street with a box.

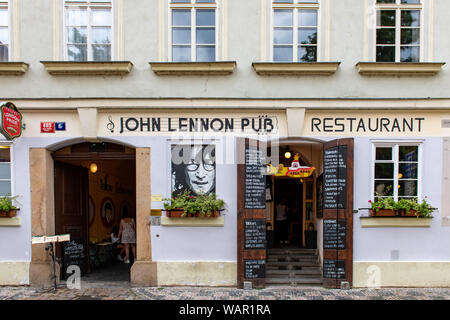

[1,285,450,300]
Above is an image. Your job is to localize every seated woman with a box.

[111,226,125,261]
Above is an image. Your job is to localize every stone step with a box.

[267,257,319,263]
[266,269,322,276]
[265,277,323,285]
[266,261,321,268]
[267,249,318,255]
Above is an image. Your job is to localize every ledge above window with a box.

[41,61,133,76]
[356,62,446,76]
[252,62,341,76]
[161,216,224,227]
[360,217,432,228]
[149,61,237,76]
[0,62,29,75]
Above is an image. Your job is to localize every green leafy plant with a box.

[369,195,434,218]
[0,195,18,212]
[369,196,395,212]
[163,190,225,217]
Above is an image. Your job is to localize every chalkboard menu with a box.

[244,220,266,250]
[63,240,85,277]
[323,219,347,250]
[245,145,266,209]
[323,259,346,279]
[324,146,347,210]
[244,260,266,279]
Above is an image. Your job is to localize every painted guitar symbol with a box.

[107,116,115,133]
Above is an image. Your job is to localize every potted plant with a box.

[163,190,225,218]
[0,195,19,218]
[404,198,434,218]
[369,196,396,216]
[393,198,415,217]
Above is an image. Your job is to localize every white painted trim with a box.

[158,0,165,61]
[260,0,267,61]
[428,0,434,61]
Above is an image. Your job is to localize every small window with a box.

[375,0,422,62]
[272,0,319,62]
[0,1,9,62]
[0,146,11,196]
[170,0,217,62]
[373,144,420,201]
[64,0,113,61]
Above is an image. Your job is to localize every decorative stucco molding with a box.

[0,62,29,75]
[41,61,133,76]
[252,62,340,76]
[150,61,237,75]
[356,62,445,76]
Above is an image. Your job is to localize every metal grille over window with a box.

[272,0,318,62]
[170,0,217,62]
[0,1,8,62]
[375,0,421,62]
[64,0,112,62]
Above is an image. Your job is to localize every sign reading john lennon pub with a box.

[0,102,23,140]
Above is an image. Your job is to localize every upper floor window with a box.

[169,0,217,62]
[0,1,9,62]
[272,0,319,62]
[64,0,112,61]
[375,0,422,62]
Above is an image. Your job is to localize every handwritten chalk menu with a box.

[244,220,266,250]
[63,240,85,277]
[244,260,266,279]
[324,146,347,210]
[245,145,266,209]
[323,220,347,250]
[323,259,346,279]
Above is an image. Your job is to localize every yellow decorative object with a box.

[266,153,316,178]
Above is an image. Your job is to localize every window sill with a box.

[41,61,133,76]
[360,217,432,228]
[356,62,445,76]
[149,61,236,75]
[161,216,224,227]
[0,216,21,227]
[252,62,340,76]
[0,62,29,75]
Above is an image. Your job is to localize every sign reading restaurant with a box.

[311,117,425,133]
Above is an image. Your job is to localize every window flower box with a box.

[163,190,225,218]
[0,208,19,218]
[370,209,398,217]
[166,209,220,218]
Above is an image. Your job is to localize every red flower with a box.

[368,200,372,203]
[190,196,194,199]
[377,206,380,209]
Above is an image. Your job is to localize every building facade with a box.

[1,0,450,288]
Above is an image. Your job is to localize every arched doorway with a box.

[52,142,136,284]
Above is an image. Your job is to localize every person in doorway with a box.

[118,211,136,264]
[276,198,289,245]
[111,226,125,261]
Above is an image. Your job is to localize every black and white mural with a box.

[171,144,216,197]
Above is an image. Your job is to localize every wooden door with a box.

[237,138,267,289]
[54,161,90,279]
[322,139,354,288]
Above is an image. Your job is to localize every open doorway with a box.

[53,142,136,284]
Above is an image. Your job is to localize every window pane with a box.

[92,44,111,61]
[376,46,395,62]
[91,9,112,26]
[196,10,215,26]
[0,9,7,26]
[66,8,88,26]
[172,28,191,44]
[401,28,420,45]
[399,146,418,161]
[196,45,215,61]
[400,46,419,62]
[299,28,317,44]
[0,27,8,44]
[196,28,215,44]
[172,0,191,2]
[374,180,394,197]
[172,10,191,26]
[92,28,111,44]
[67,44,87,61]
[298,46,317,62]
[375,163,394,179]
[377,28,395,44]
[274,0,294,2]
[274,10,293,27]
[0,163,10,180]
[298,10,317,27]
[377,0,395,3]
[274,28,293,45]
[173,45,191,62]
[196,0,216,2]
[398,180,418,197]
[0,45,7,62]
[399,163,418,179]
[67,27,87,43]
[0,181,11,196]
[401,10,420,27]
[0,148,10,162]
[376,147,392,160]
[401,0,420,3]
[274,46,293,62]
[377,10,395,27]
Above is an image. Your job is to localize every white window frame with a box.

[168,0,218,62]
[63,0,114,62]
[0,0,10,62]
[271,0,320,62]
[374,0,423,63]
[0,144,14,197]
[371,141,423,202]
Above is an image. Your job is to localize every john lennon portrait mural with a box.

[171,144,216,196]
